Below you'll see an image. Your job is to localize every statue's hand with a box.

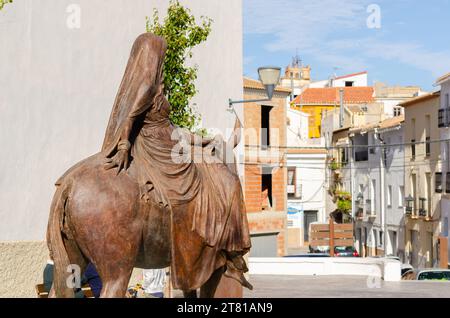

[104,149,129,174]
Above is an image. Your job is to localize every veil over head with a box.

[102,33,167,156]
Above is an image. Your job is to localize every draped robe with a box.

[101,33,251,290]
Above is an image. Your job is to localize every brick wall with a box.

[242,85,289,256]
[247,213,286,256]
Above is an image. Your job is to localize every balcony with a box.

[418,209,427,217]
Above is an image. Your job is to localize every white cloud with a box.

[326,38,450,78]
[244,0,450,79]
[244,0,369,51]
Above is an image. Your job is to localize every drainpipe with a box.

[350,138,355,220]
[374,128,387,256]
[339,88,344,128]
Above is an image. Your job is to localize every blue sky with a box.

[243,0,450,91]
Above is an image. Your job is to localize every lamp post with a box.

[357,192,364,207]
[229,66,282,109]
[356,192,364,219]
[405,195,414,215]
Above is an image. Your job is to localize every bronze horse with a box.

[47,33,252,298]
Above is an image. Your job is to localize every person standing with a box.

[142,269,166,298]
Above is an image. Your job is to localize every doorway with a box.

[303,211,318,243]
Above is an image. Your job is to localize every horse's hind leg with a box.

[93,239,140,298]
[94,244,140,298]
[183,290,198,298]
[100,270,134,298]
[200,267,225,298]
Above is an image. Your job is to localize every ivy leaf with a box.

[146,0,212,132]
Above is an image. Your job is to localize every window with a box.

[287,167,296,198]
[439,109,445,127]
[398,186,405,207]
[262,166,273,210]
[393,107,402,117]
[411,174,417,213]
[341,148,347,166]
[444,217,449,237]
[436,172,443,193]
[446,94,450,127]
[387,185,392,207]
[425,115,431,156]
[411,118,416,159]
[371,179,376,214]
[447,172,450,194]
[261,106,272,149]
[345,81,354,87]
[379,231,383,247]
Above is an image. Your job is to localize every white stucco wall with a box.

[0,0,243,242]
[287,108,309,143]
[287,153,327,222]
[333,73,368,88]
[310,73,368,88]
[352,127,406,258]
[439,79,450,264]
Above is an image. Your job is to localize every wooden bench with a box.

[36,284,95,298]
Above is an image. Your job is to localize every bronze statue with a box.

[47,33,252,298]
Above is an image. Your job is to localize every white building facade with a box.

[437,73,450,265]
[350,117,405,260]
[286,108,327,247]
[310,71,368,89]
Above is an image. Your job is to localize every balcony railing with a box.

[419,209,427,217]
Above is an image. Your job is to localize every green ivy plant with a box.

[146,0,212,131]
[335,190,352,214]
[0,0,13,11]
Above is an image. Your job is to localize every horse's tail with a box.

[46,179,74,298]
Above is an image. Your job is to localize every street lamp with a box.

[405,195,414,215]
[357,192,364,207]
[229,66,282,109]
[356,192,364,219]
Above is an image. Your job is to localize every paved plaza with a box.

[243,275,450,298]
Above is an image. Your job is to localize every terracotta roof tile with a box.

[379,115,404,129]
[292,87,374,105]
[350,115,404,134]
[335,71,367,80]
